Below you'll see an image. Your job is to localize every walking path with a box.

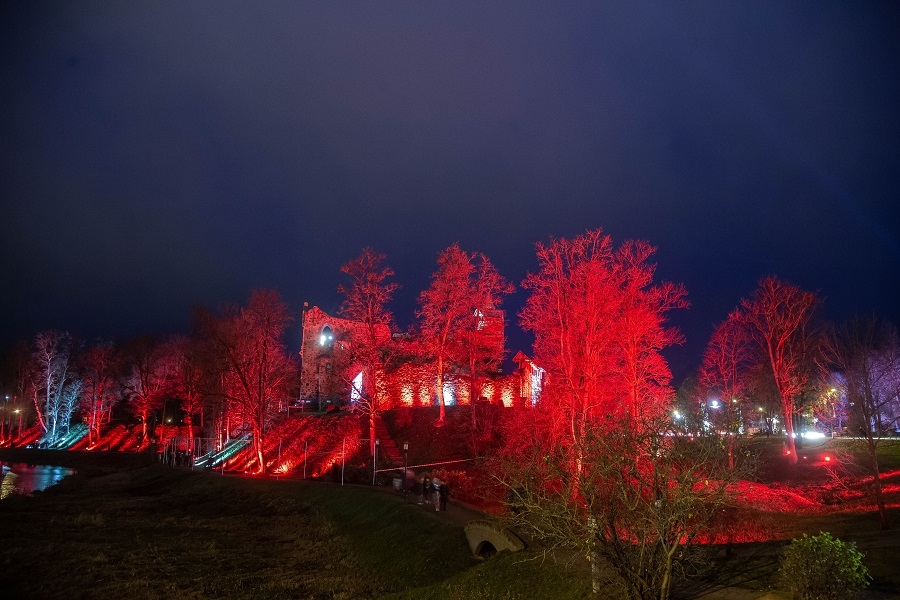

[398,487,489,526]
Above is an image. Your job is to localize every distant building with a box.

[513,351,546,406]
[298,305,544,409]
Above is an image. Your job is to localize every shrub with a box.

[780,531,870,600]
[432,468,476,503]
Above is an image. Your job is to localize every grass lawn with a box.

[0,451,590,599]
[2,445,899,599]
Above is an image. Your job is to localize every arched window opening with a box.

[319,325,334,348]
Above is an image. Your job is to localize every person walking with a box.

[432,478,441,511]
[414,475,424,505]
[438,481,449,511]
[423,476,432,506]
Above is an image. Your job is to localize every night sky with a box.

[2,2,898,382]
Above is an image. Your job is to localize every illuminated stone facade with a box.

[299,306,391,406]
[299,305,543,408]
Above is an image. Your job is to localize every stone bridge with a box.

[463,520,526,557]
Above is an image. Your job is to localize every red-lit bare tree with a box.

[496,411,746,600]
[202,289,295,474]
[1,341,32,442]
[78,342,119,447]
[171,335,209,453]
[737,277,818,464]
[120,336,177,442]
[613,240,689,418]
[520,229,620,467]
[824,316,900,529]
[338,248,398,451]
[509,228,692,597]
[460,252,514,448]
[520,229,687,450]
[417,244,513,425]
[699,311,754,467]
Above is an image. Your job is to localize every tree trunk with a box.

[726,434,734,470]
[33,392,48,433]
[255,431,265,474]
[436,355,446,425]
[782,406,798,465]
[868,439,890,530]
[588,517,601,594]
[188,417,194,455]
[591,548,601,594]
[470,373,478,455]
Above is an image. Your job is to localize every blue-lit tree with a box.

[824,316,899,530]
[31,330,81,444]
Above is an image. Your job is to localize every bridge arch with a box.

[463,520,525,557]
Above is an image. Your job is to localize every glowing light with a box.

[501,386,513,407]
[456,385,470,405]
[709,400,720,409]
[350,372,363,403]
[801,431,825,440]
[474,309,485,330]
[318,326,334,347]
[442,382,456,406]
[824,456,831,462]
[530,366,544,405]
[400,384,414,406]
[274,461,293,474]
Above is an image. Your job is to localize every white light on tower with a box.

[350,372,363,403]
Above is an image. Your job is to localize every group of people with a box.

[415,475,449,511]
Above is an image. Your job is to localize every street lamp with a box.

[13,393,22,437]
[373,439,380,485]
[403,441,409,490]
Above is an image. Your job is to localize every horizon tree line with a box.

[1,228,897,597]
[0,231,897,475]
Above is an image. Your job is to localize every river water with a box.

[0,463,74,499]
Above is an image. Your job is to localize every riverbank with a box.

[0,447,154,471]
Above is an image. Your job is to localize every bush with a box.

[780,531,870,600]
[432,468,478,504]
